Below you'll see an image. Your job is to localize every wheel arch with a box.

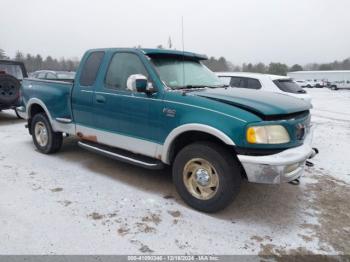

[161,124,236,164]
[26,99,54,134]
[27,98,53,120]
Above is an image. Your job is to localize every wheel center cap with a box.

[195,168,210,186]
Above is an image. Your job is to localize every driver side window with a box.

[105,52,148,90]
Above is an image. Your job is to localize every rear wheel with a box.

[331,85,338,90]
[31,113,63,154]
[172,142,241,213]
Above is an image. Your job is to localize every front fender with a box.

[160,123,235,164]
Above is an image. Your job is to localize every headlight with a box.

[246,125,290,144]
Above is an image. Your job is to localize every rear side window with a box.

[230,77,245,88]
[79,51,104,86]
[273,79,305,94]
[246,78,261,89]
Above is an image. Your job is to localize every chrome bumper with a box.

[238,130,315,184]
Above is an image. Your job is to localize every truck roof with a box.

[86,48,208,60]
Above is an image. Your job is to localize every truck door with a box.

[72,51,105,130]
[92,51,163,158]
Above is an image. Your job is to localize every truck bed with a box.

[22,78,73,120]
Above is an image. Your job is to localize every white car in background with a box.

[294,79,313,88]
[216,72,312,104]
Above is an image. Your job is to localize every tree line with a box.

[1,47,349,75]
[0,49,79,73]
[203,56,350,76]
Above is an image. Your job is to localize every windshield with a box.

[150,56,223,89]
[273,79,306,94]
[0,64,24,79]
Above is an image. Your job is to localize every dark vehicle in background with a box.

[0,60,28,118]
[31,70,75,82]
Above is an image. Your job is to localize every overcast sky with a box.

[1,0,349,65]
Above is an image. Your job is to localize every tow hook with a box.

[306,147,319,167]
[309,147,319,159]
[306,161,314,167]
[289,179,300,185]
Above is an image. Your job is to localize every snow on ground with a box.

[0,88,349,256]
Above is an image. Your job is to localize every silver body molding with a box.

[238,128,315,184]
[76,125,160,159]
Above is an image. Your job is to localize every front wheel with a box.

[31,113,63,154]
[172,142,241,213]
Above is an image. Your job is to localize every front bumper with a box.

[238,129,315,184]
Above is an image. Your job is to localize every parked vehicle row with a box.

[30,70,76,82]
[16,48,317,212]
[328,80,350,90]
[293,78,350,90]
[288,70,350,91]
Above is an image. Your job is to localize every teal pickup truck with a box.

[18,48,317,212]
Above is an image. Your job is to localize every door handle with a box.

[95,94,106,104]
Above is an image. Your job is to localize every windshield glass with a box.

[0,64,24,79]
[273,79,306,94]
[150,56,223,89]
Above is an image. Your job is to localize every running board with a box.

[78,141,164,170]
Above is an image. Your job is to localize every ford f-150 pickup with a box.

[18,48,317,212]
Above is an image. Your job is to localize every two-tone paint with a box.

[18,48,315,184]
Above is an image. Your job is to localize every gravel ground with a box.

[0,88,349,256]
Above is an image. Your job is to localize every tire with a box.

[306,85,312,88]
[31,113,63,154]
[172,142,241,213]
[330,85,338,90]
[0,74,20,106]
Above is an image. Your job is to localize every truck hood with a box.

[193,88,311,118]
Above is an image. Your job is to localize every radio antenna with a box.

[181,16,186,87]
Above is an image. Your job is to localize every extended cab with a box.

[18,48,317,212]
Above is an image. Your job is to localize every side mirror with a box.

[127,74,154,94]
